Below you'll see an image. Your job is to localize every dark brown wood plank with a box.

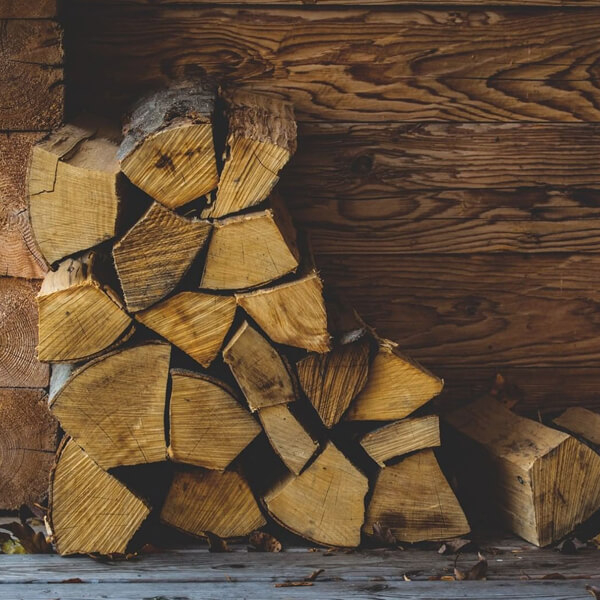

[68,5,600,122]
[316,253,600,368]
[0,0,56,18]
[0,19,63,130]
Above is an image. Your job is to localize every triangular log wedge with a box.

[161,467,266,539]
[113,202,211,312]
[50,342,170,469]
[364,449,470,543]
[49,439,151,556]
[345,338,443,421]
[168,369,261,470]
[265,442,368,547]
[200,208,299,291]
[297,337,370,428]
[29,119,122,264]
[360,415,441,467]
[258,404,318,475]
[37,251,133,362]
[445,396,600,546]
[118,82,218,209]
[223,321,295,412]
[202,90,296,218]
[553,407,600,447]
[236,273,331,353]
[137,292,236,368]
[0,389,58,509]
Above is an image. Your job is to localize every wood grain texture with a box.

[77,0,600,5]
[0,1,56,18]
[67,5,600,123]
[0,19,63,130]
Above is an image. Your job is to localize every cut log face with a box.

[50,342,170,469]
[168,370,261,470]
[202,90,296,219]
[50,439,151,556]
[446,396,600,546]
[37,251,133,362]
[137,292,236,368]
[119,82,218,209]
[223,321,295,412]
[258,404,318,475]
[200,208,299,291]
[113,202,211,312]
[297,338,370,428]
[345,339,443,421]
[29,119,122,264]
[0,389,58,509]
[364,449,470,543]
[360,415,441,467]
[553,407,600,446]
[161,468,266,539]
[265,442,368,547]
[236,273,331,353]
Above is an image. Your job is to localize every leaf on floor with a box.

[454,553,487,580]
[248,531,282,552]
[206,531,230,553]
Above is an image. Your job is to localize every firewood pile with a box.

[23,81,600,556]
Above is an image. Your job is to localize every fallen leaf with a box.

[556,538,587,554]
[454,553,487,580]
[587,585,600,599]
[0,521,52,554]
[592,534,600,549]
[403,573,411,581]
[438,538,472,555]
[206,531,230,553]
[60,578,84,584]
[1,539,25,554]
[87,552,138,563]
[372,522,398,547]
[248,531,282,553]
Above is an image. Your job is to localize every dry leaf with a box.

[206,531,230,553]
[556,538,586,554]
[248,531,282,552]
[587,585,600,599]
[87,552,138,562]
[591,534,600,549]
[0,521,52,554]
[454,553,487,580]
[60,578,84,584]
[438,538,472,555]
[372,522,399,547]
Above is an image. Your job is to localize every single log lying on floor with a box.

[200,207,299,291]
[118,81,218,209]
[554,407,600,446]
[113,202,211,312]
[265,442,368,547]
[202,91,296,218]
[50,438,151,555]
[0,389,58,509]
[223,321,295,412]
[297,337,370,428]
[364,449,469,543]
[50,342,170,469]
[258,404,318,475]
[345,338,443,421]
[137,292,236,368]
[446,396,600,546]
[360,415,441,467]
[29,119,122,264]
[37,251,133,362]
[168,370,261,470]
[161,467,266,539]
[236,272,331,353]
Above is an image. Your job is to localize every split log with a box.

[202,90,296,218]
[50,342,170,469]
[345,338,443,421]
[49,439,151,556]
[553,407,600,446]
[29,119,122,265]
[297,337,370,428]
[168,369,261,470]
[199,207,299,291]
[37,251,133,362]
[364,449,470,543]
[161,467,266,539]
[136,292,236,367]
[265,442,368,547]
[445,396,600,546]
[113,202,211,312]
[258,404,318,475]
[0,277,49,387]
[360,415,441,467]
[0,389,58,509]
[118,81,218,209]
[222,320,295,412]
[236,272,331,353]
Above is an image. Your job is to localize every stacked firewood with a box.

[28,81,470,555]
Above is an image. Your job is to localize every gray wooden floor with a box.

[0,536,598,599]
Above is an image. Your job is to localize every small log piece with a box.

[553,407,600,446]
[50,342,170,469]
[119,81,218,209]
[113,202,211,312]
[29,119,122,264]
